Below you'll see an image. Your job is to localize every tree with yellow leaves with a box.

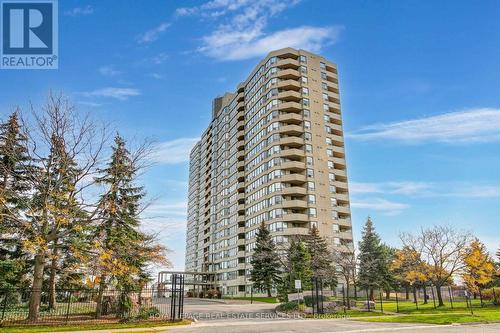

[462,239,496,297]
[391,246,430,303]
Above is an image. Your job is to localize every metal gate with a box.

[169,274,185,321]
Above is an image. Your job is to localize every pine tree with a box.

[94,135,155,317]
[357,217,386,300]
[0,112,31,290]
[250,222,281,297]
[282,239,313,294]
[306,225,337,288]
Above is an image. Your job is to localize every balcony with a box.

[336,205,350,214]
[278,91,302,102]
[281,161,306,172]
[333,180,348,190]
[282,199,308,209]
[331,156,346,165]
[276,57,299,69]
[274,227,309,237]
[333,169,347,178]
[280,136,303,147]
[335,193,350,203]
[281,213,309,223]
[236,121,245,131]
[281,148,304,159]
[282,186,307,196]
[279,112,302,125]
[277,68,300,80]
[236,161,245,171]
[337,217,352,227]
[278,101,302,113]
[280,124,303,136]
[282,173,306,185]
[278,79,301,91]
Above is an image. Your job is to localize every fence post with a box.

[448,286,454,309]
[65,290,73,322]
[430,285,436,309]
[395,290,399,313]
[379,290,383,313]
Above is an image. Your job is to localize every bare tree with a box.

[1,92,107,320]
[400,225,472,306]
[332,246,357,309]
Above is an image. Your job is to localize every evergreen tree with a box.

[94,135,162,318]
[306,225,337,288]
[282,239,313,294]
[357,217,386,300]
[250,222,281,297]
[0,112,31,290]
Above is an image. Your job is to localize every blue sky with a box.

[1,0,499,270]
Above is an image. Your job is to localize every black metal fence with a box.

[0,287,180,326]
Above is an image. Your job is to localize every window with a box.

[326,137,332,146]
[320,62,326,70]
[304,120,311,129]
[328,173,335,182]
[306,168,314,177]
[306,156,314,166]
[303,98,310,107]
[302,87,309,96]
[307,181,315,190]
[327,161,334,169]
[332,224,340,233]
[329,185,336,194]
[299,55,307,63]
[303,109,310,118]
[326,149,333,157]
[308,195,316,204]
[333,237,341,247]
[309,208,317,217]
[330,198,337,207]
[301,76,308,84]
[300,65,308,74]
[304,132,312,141]
[322,82,328,90]
[305,144,313,153]
[323,104,329,112]
[321,72,327,80]
[322,93,329,101]
[332,210,339,220]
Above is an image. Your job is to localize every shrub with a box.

[277,301,299,312]
[136,306,160,320]
[303,295,329,307]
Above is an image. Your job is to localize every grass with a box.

[222,296,279,303]
[0,320,191,333]
[351,297,500,325]
[305,309,389,319]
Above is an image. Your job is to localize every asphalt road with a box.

[163,319,500,333]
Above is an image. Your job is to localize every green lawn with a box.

[0,320,191,333]
[222,296,279,303]
[305,309,389,319]
[357,309,500,325]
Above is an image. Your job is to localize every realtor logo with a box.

[1,0,58,69]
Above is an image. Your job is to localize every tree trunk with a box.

[385,290,390,300]
[412,287,417,304]
[346,284,351,309]
[353,284,358,299]
[435,284,444,306]
[95,276,107,318]
[28,251,46,321]
[369,288,374,301]
[48,244,59,310]
[267,286,272,298]
[405,285,410,300]
[423,286,428,304]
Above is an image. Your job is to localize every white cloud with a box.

[137,22,171,44]
[177,0,339,61]
[149,138,199,164]
[349,108,500,144]
[64,5,93,16]
[351,198,410,215]
[82,87,141,101]
[77,101,102,108]
[149,73,163,80]
[447,185,500,198]
[99,66,121,77]
[350,181,433,195]
[201,25,342,61]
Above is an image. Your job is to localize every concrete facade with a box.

[185,48,354,296]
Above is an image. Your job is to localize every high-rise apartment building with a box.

[185,48,353,296]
